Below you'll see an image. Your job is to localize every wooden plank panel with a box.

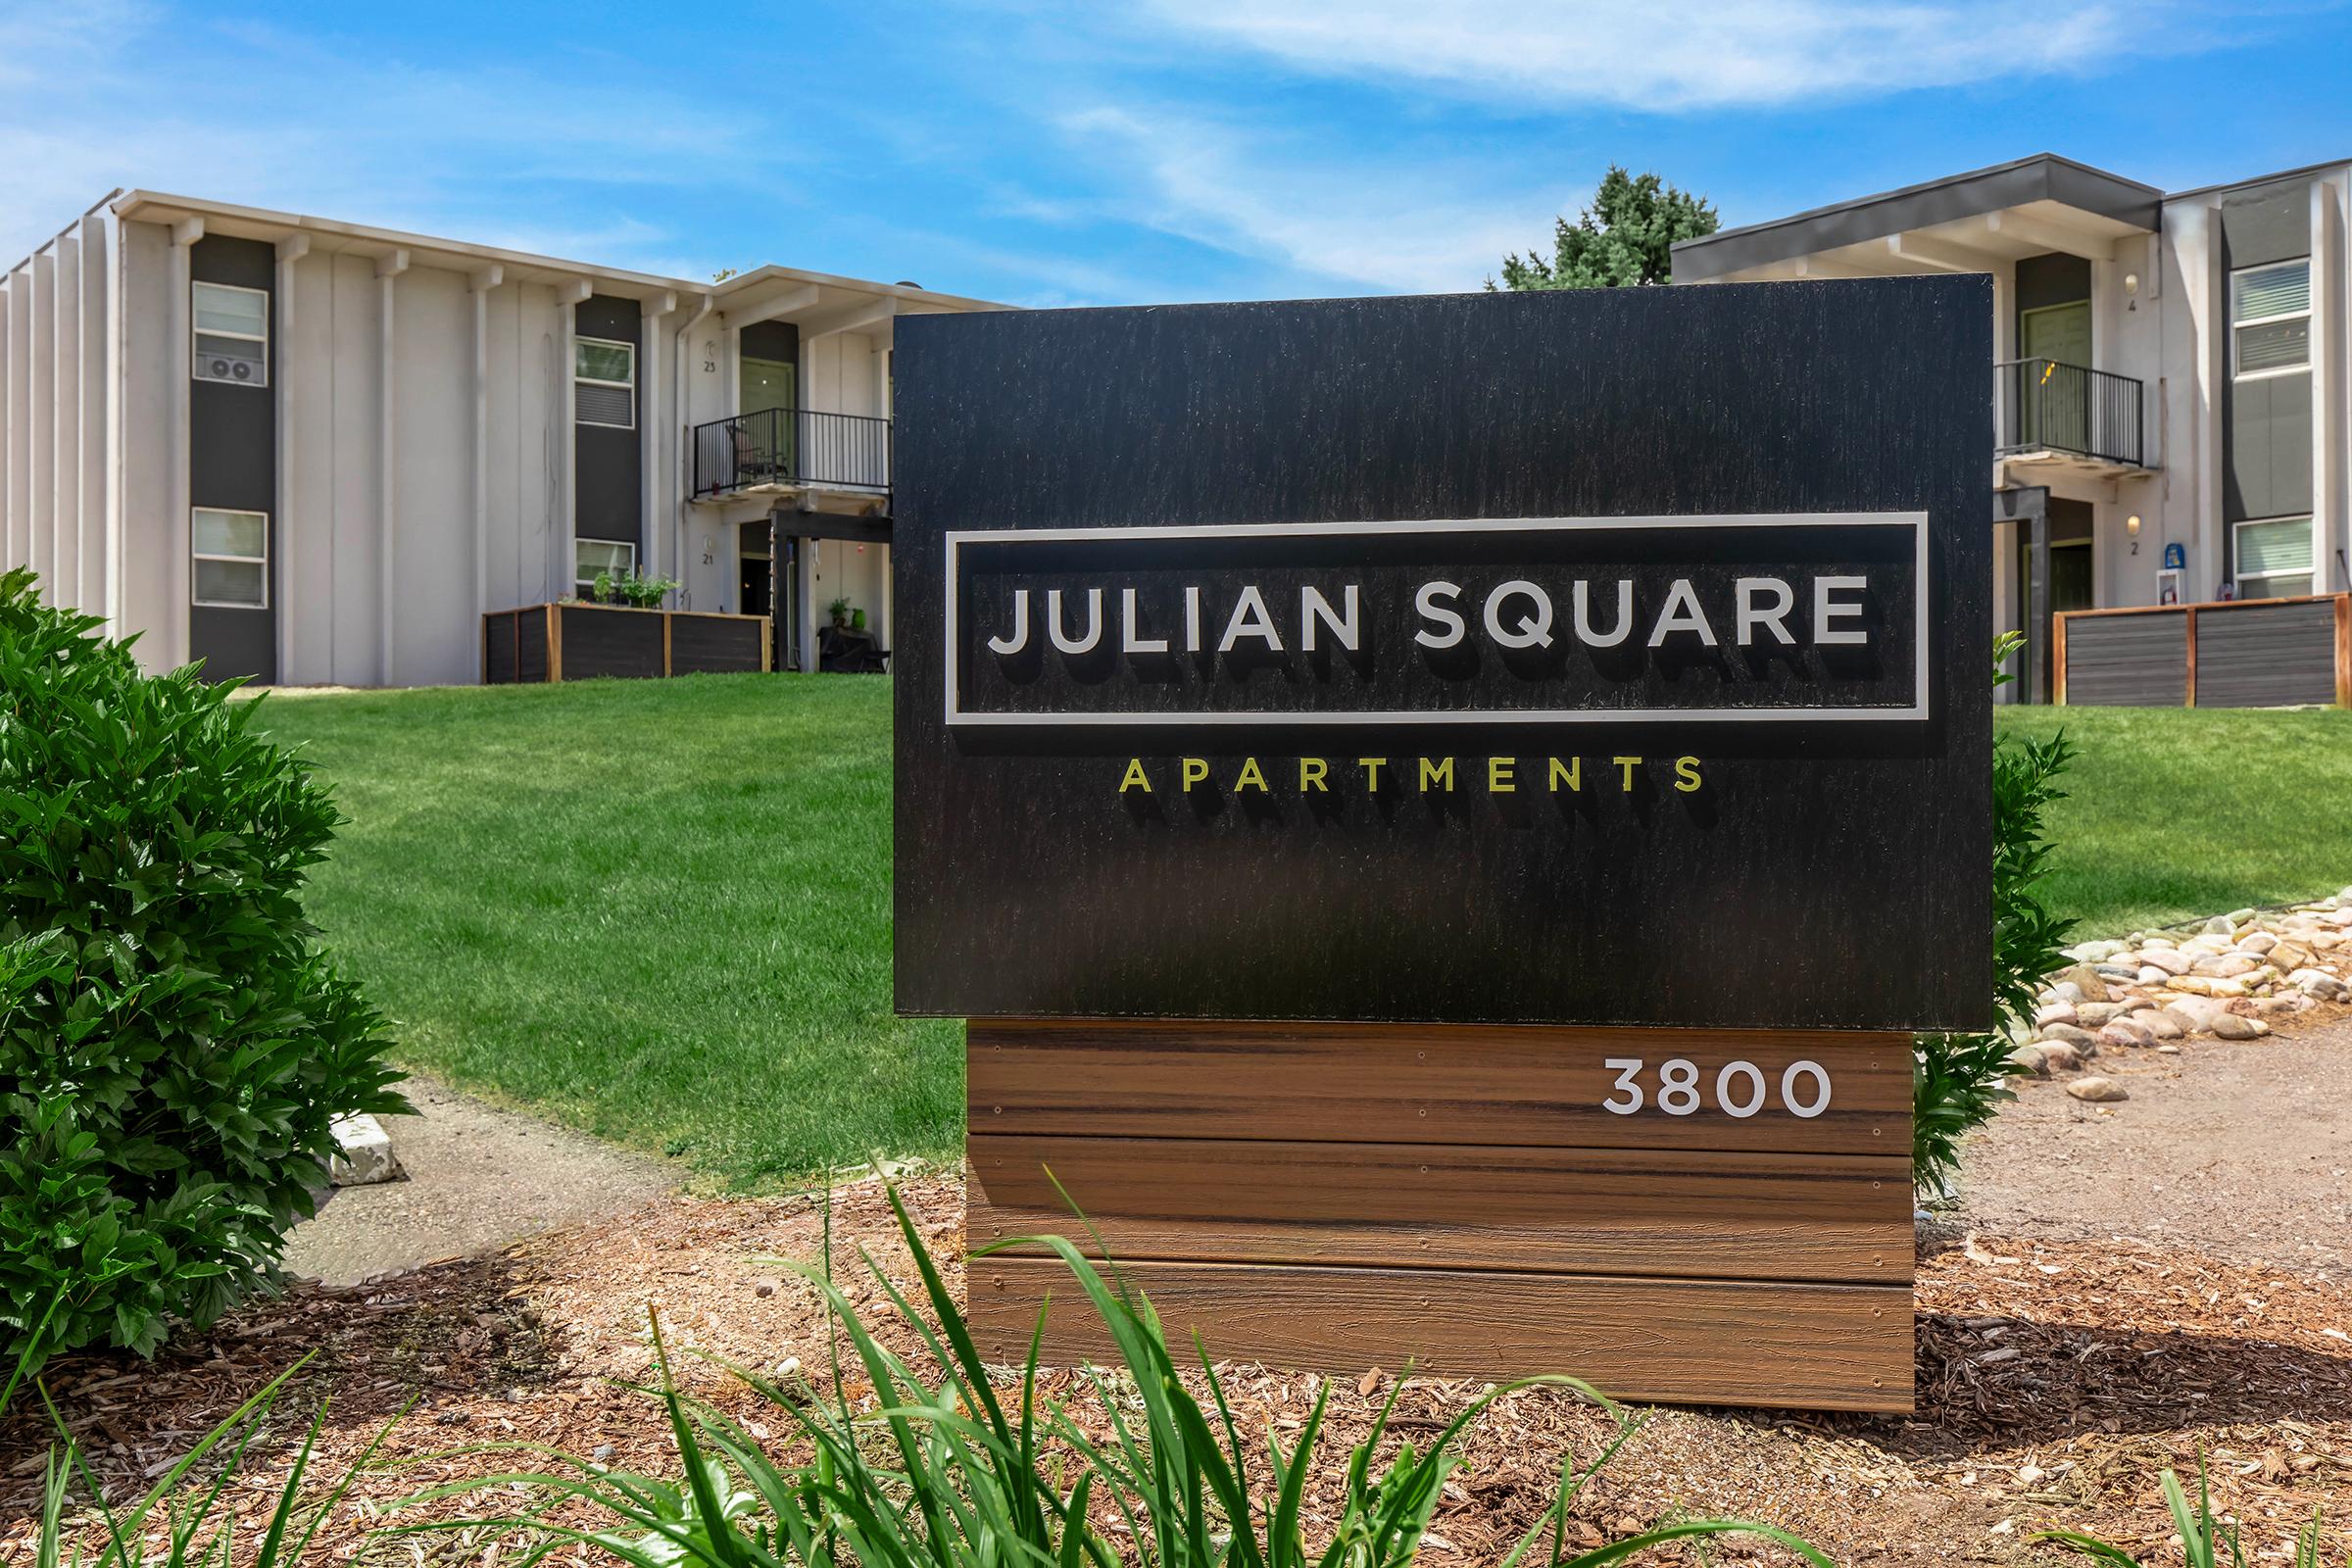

[968,1256,1913,1412]
[970,1135,1909,1284]
[2051,608,2068,706]
[969,1019,1907,1155]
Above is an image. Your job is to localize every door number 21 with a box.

[1601,1058,1832,1119]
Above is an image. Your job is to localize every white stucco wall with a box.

[8,194,994,684]
[391,264,473,686]
[3,261,29,587]
[0,215,119,637]
[120,219,175,666]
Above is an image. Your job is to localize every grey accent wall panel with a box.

[2226,372,2314,523]
[2197,600,2338,708]
[2221,183,2312,270]
[574,294,642,551]
[2220,178,2315,550]
[2063,614,2188,707]
[188,234,276,684]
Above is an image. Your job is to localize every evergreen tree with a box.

[1494,167,1720,290]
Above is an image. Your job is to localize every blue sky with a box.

[3,1,2349,305]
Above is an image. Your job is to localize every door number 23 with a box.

[1601,1058,1832,1119]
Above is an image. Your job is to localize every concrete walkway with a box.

[284,1074,674,1285]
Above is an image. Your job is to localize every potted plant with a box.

[827,596,853,630]
[616,571,679,610]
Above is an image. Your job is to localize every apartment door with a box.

[740,319,799,483]
[2019,302,2091,454]
[739,552,770,616]
[739,520,786,671]
[2018,498,2095,700]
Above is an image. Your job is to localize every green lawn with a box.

[250,679,2352,1183]
[248,675,954,1192]
[1996,705,2352,936]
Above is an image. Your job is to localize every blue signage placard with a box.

[2164,541,2186,570]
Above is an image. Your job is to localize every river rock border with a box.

[2012,888,2352,1086]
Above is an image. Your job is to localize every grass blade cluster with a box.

[404,1178,1829,1568]
[12,1350,405,1568]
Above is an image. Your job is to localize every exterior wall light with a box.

[2127,514,2142,554]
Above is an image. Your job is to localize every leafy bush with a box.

[410,1181,1830,1568]
[0,567,406,1369]
[1914,629,2078,1198]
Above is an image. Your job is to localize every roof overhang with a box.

[1672,155,2162,284]
[108,190,1011,317]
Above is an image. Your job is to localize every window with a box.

[2234,515,2314,599]
[575,538,636,596]
[192,281,269,388]
[575,337,636,428]
[2231,259,2310,379]
[191,508,269,608]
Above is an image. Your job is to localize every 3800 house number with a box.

[1600,1058,1833,1118]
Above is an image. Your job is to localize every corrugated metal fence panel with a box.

[484,612,517,685]
[2064,613,2188,707]
[2198,600,2339,708]
[669,613,765,674]
[558,605,664,680]
[516,610,550,683]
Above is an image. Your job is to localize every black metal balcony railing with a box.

[1994,358,2145,468]
[691,407,891,499]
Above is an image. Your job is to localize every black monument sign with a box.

[894,278,1991,1032]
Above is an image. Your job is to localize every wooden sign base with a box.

[966,1018,1915,1414]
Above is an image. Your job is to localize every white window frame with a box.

[191,507,270,610]
[2230,259,2311,382]
[2232,514,2315,601]
[192,281,270,389]
[574,337,637,429]
[575,538,638,597]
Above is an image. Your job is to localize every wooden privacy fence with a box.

[483,602,770,684]
[2055,594,2352,708]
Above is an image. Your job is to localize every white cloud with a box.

[1135,0,2194,111]
[0,3,756,270]
[1058,107,1562,295]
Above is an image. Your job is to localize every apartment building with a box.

[1674,153,2347,703]
[0,190,1004,685]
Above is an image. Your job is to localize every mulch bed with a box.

[7,1176,2352,1565]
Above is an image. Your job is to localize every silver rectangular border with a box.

[943,513,1931,727]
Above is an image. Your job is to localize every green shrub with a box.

[406,1180,1830,1568]
[0,567,406,1369]
[1914,630,2078,1198]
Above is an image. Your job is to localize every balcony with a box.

[691,407,892,501]
[1994,358,2150,473]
